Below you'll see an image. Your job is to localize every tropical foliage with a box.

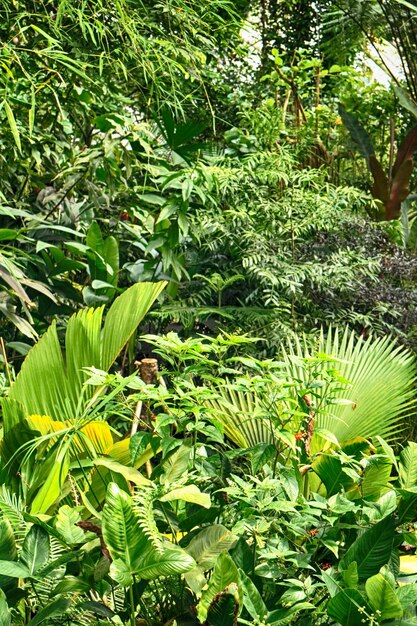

[2,1,417,625]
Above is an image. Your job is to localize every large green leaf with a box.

[284,327,416,444]
[30,453,70,515]
[102,482,194,586]
[0,519,18,594]
[20,525,50,576]
[187,524,238,571]
[2,282,166,427]
[365,573,403,620]
[55,505,85,545]
[102,482,147,586]
[339,516,395,581]
[64,305,104,410]
[159,484,211,508]
[0,589,10,626]
[134,543,195,580]
[339,106,374,158]
[4,322,69,422]
[197,552,242,623]
[26,597,71,626]
[101,281,166,370]
[239,569,268,622]
[327,588,370,626]
[204,381,273,448]
[399,442,417,489]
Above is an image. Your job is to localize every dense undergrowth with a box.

[3,1,417,625]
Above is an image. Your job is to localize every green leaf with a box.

[327,588,370,626]
[339,106,374,158]
[159,485,211,508]
[394,85,417,119]
[94,458,151,486]
[339,516,395,581]
[187,525,238,571]
[342,561,358,588]
[160,439,191,485]
[399,442,417,489]
[102,483,194,586]
[0,561,30,578]
[101,282,166,371]
[0,589,10,626]
[197,552,242,623]
[365,573,403,620]
[26,597,70,626]
[55,506,85,545]
[103,236,119,287]
[20,525,50,575]
[86,221,104,255]
[129,432,153,465]
[0,518,17,594]
[239,569,268,622]
[30,454,70,515]
[284,327,416,445]
[102,482,147,586]
[206,582,240,626]
[266,603,315,625]
[397,583,417,609]
[3,101,22,153]
[134,543,195,581]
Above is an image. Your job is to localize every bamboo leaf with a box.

[3,101,21,153]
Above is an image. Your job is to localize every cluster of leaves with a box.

[1,287,417,625]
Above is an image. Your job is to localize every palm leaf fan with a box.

[283,326,416,444]
[2,282,166,427]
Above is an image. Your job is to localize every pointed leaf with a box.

[20,525,50,575]
[239,569,268,622]
[387,159,414,220]
[365,573,403,620]
[187,525,238,571]
[327,588,370,626]
[340,516,395,581]
[399,442,417,488]
[197,552,242,623]
[159,484,211,508]
[101,282,166,371]
[26,597,70,626]
[369,156,389,205]
[392,125,417,177]
[339,106,374,157]
[0,561,30,578]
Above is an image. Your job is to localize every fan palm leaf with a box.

[205,327,416,450]
[283,326,416,443]
[2,281,166,426]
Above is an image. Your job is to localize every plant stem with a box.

[129,583,136,626]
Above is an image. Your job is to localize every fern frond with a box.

[132,485,164,554]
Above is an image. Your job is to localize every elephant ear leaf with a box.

[369,156,389,206]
